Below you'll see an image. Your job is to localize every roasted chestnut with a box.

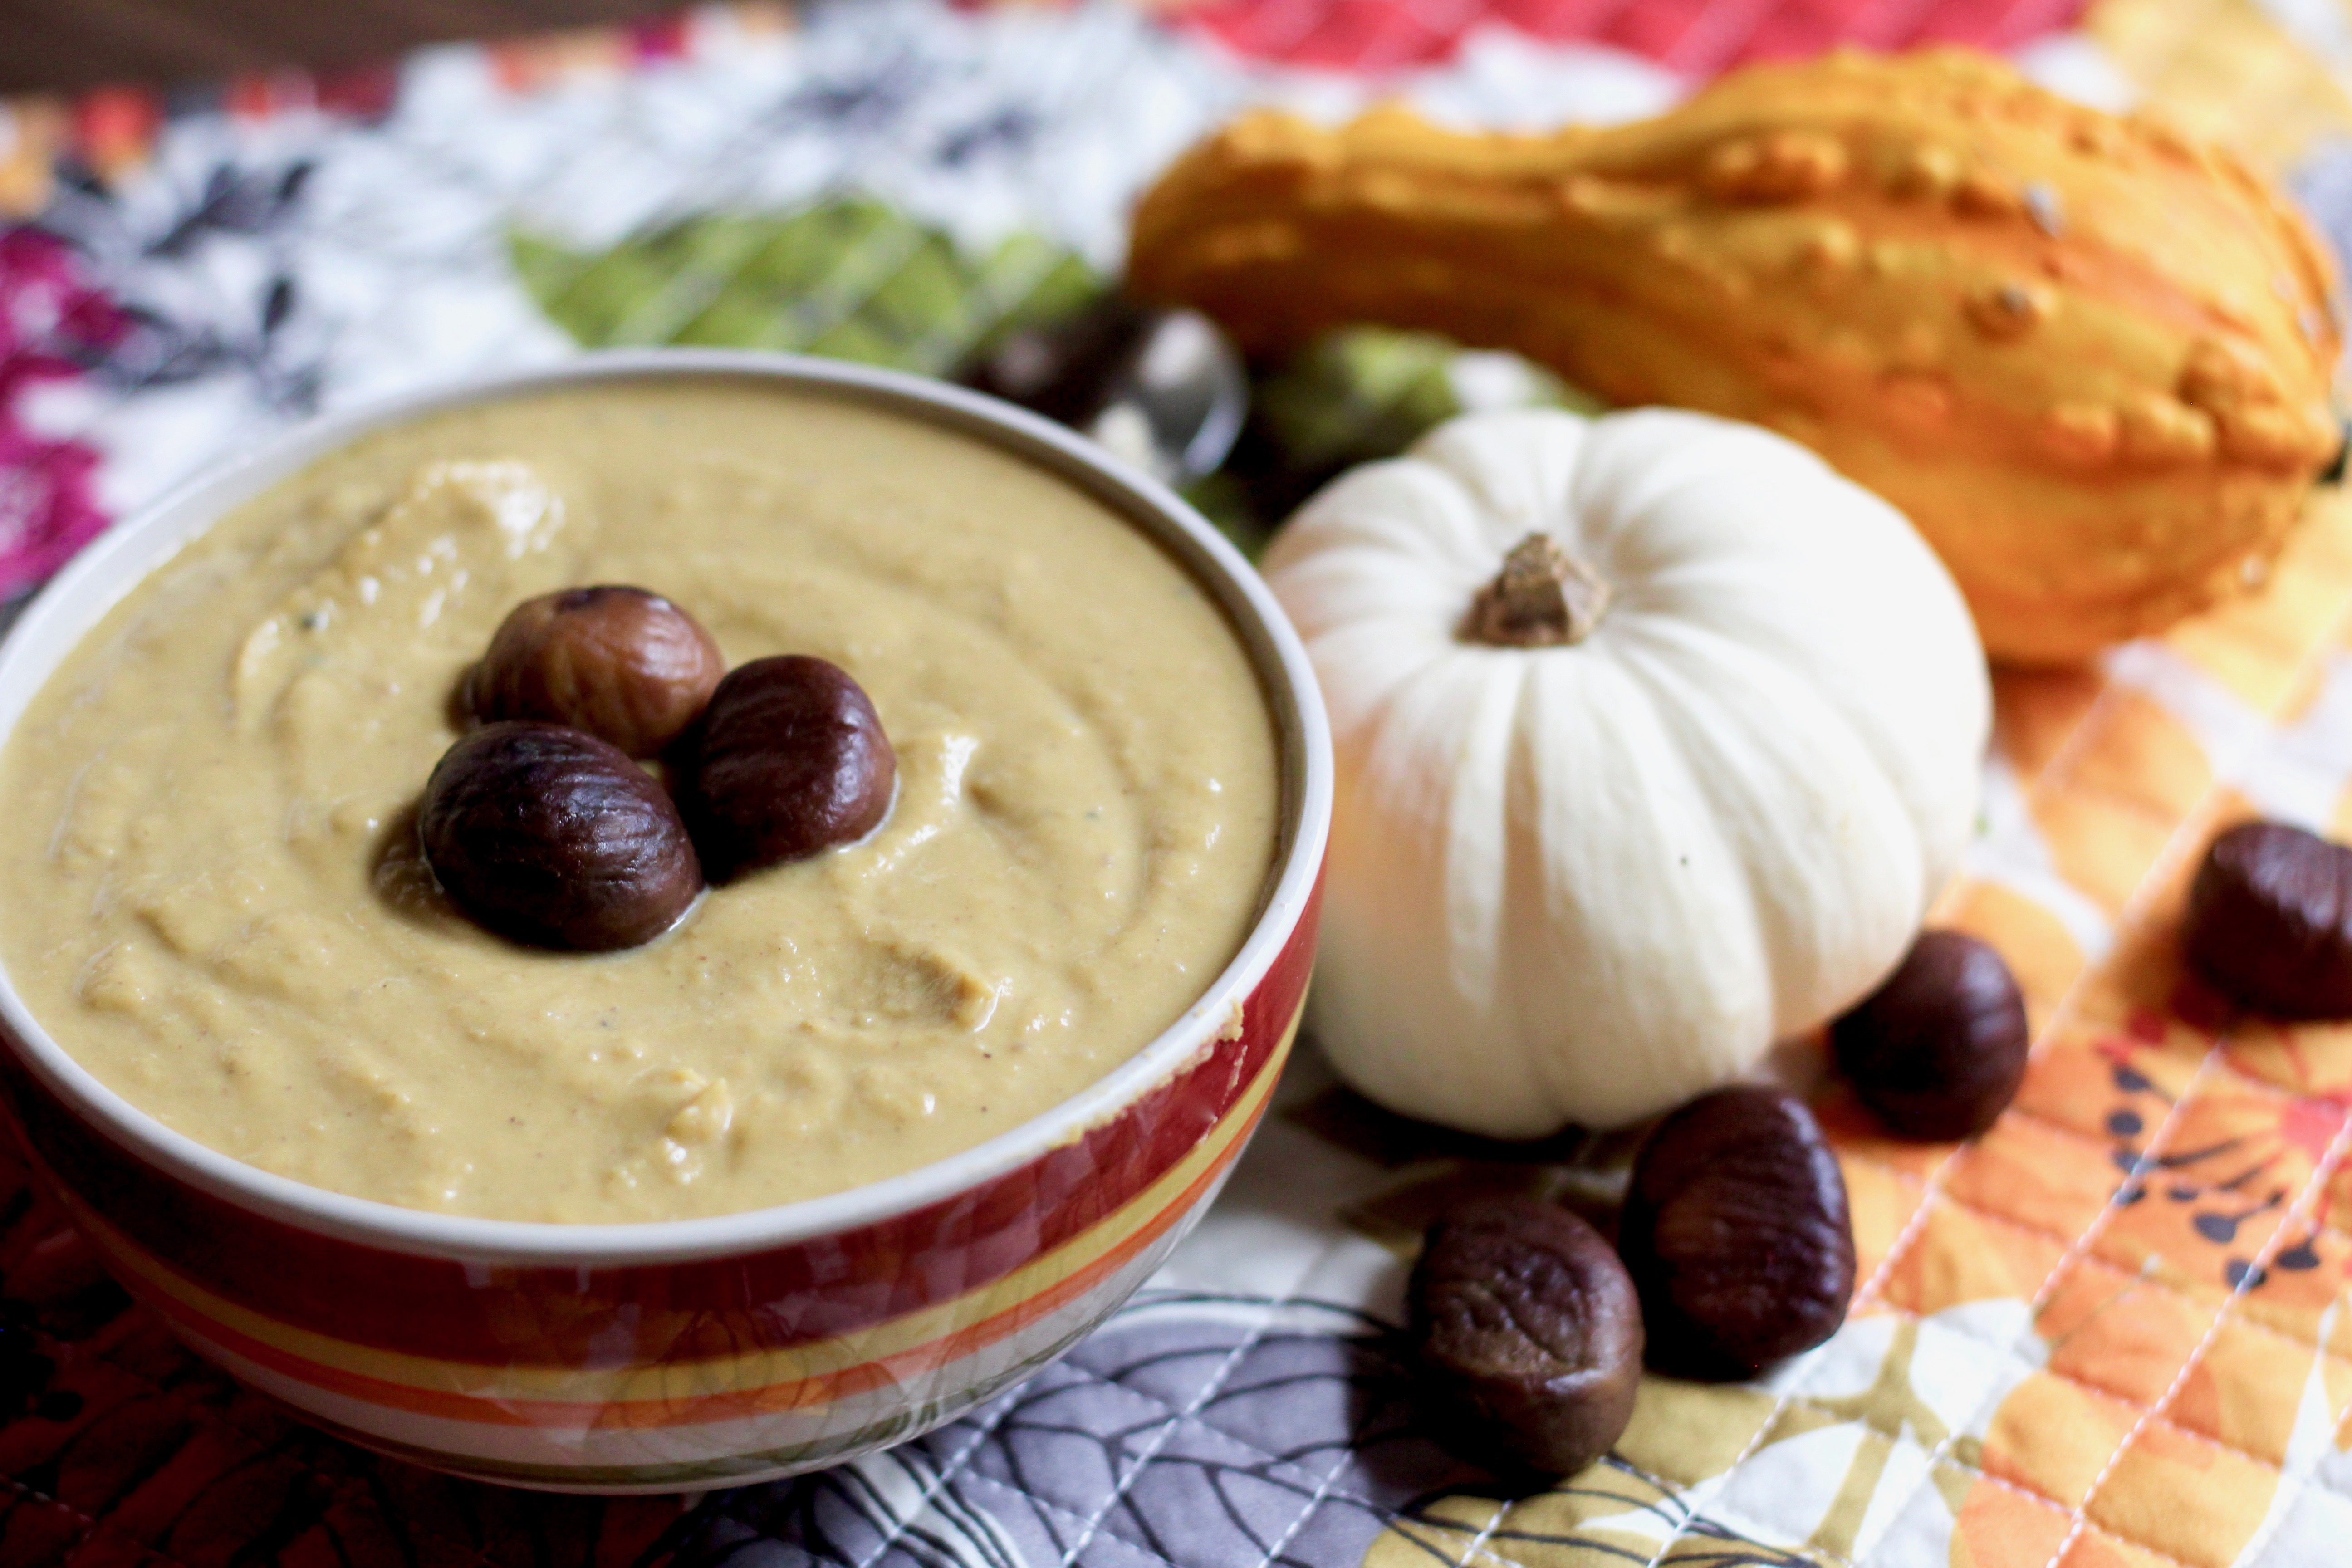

[419,721,701,951]
[2183,820,2352,1019]
[1618,1085,1855,1380]
[1832,930,2029,1141]
[1410,1195,1644,1475]
[677,656,896,881]
[468,586,724,757]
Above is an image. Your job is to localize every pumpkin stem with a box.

[1461,532,1612,647]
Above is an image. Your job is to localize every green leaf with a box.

[508,199,1104,377]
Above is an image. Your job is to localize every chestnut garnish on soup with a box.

[468,585,724,757]
[420,722,702,952]
[679,655,897,881]
[0,382,1279,1221]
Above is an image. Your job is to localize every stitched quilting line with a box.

[2019,1272,2352,1464]
[1025,1326,2079,1568]
[950,1467,1167,1567]
[1837,1061,2308,1234]
[1866,691,2274,1190]
[1423,1466,1918,1568]
[2226,1223,2352,1349]
[946,1435,1359,1568]
[1375,1463,1774,1568]
[1997,670,2134,810]
[1051,1247,1341,1568]
[1965,1037,2329,1173]
[987,1362,1220,1465]
[1441,1494,1509,1568]
[1703,1048,1994,1561]
[1,1076,2314,1564]
[1806,1062,2175,1561]
[1820,1319,2125,1565]
[1249,1440,1387,1568]
[1844,1122,2331,1372]
[846,1373,1031,1568]
[1600,935,2213,1568]
[1679,1503,1854,1568]
[2041,1104,2352,1568]
[1834,1053,2287,1563]
[1842,921,2112,1322]
[38,1298,1386,1568]
[1011,1392,1373,1523]
[2154,1416,2320,1568]
[1804,692,2327,1568]
[1619,1332,1854,1568]
[1228,1329,1431,1568]
[2210,1048,2352,1109]
[1137,1444,1393,1568]
[1624,1317,2334,1568]
[990,1327,1404,1475]
[1827,1074,2352,1505]
[1921,1047,2230,1321]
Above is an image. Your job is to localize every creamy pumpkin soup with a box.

[0,380,1279,1222]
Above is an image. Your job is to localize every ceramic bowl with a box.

[0,351,1331,1493]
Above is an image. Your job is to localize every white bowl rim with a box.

[0,348,1333,1268]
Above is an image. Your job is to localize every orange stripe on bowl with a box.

[68,1014,1293,1430]
[122,1084,1266,1431]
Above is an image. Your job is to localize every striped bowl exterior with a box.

[0,351,1333,1494]
[0,896,1315,1491]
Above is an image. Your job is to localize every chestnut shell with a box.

[2183,820,2352,1019]
[677,655,896,881]
[468,586,724,758]
[1618,1086,1856,1380]
[419,721,702,951]
[1410,1195,1644,1475]
[1832,930,2029,1141]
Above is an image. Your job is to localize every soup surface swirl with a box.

[0,381,1280,1223]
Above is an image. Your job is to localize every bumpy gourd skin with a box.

[1129,48,2343,665]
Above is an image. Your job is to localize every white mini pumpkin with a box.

[1265,407,1989,1136]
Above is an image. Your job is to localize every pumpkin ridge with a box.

[1134,51,2341,662]
[1604,620,1926,1019]
[1272,406,1988,1134]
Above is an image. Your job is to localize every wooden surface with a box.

[0,0,686,93]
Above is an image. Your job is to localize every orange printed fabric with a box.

[1315,4,2352,1563]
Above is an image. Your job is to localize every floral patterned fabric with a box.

[0,231,118,598]
[5,0,2352,1564]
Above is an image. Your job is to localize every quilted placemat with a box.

[8,1,2352,1564]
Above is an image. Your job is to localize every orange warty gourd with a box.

[1128,49,2344,664]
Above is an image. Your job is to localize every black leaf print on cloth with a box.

[33,153,326,415]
